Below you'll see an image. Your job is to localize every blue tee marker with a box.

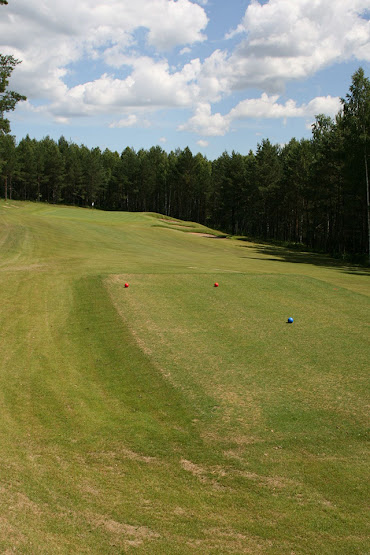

[287,317,294,324]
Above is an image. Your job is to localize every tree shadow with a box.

[239,243,370,277]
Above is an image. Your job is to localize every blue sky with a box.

[1,0,370,159]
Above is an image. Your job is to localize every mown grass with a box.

[0,200,369,553]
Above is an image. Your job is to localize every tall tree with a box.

[341,67,370,260]
[0,55,26,134]
[41,137,65,203]
[172,147,197,220]
[120,147,139,211]
[1,1,27,134]
[280,138,314,244]
[255,139,282,238]
[58,137,84,206]
[0,132,17,199]
[193,152,211,225]
[16,134,38,200]
[211,151,246,235]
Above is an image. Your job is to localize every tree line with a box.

[1,68,369,261]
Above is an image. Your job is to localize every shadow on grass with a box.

[240,243,370,277]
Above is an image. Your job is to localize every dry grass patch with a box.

[89,513,160,542]
[186,529,274,554]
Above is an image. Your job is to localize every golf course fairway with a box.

[0,200,369,553]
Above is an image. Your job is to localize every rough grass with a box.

[0,200,369,553]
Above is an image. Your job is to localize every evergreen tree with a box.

[341,67,370,259]
[81,146,106,207]
[41,137,65,203]
[0,133,17,199]
[174,147,197,220]
[16,135,38,200]
[280,138,313,244]
[120,147,139,211]
[255,139,282,238]
[193,152,212,225]
[101,148,122,210]
[58,137,84,206]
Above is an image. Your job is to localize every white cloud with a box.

[224,24,245,40]
[109,114,138,128]
[197,139,209,147]
[54,116,69,124]
[197,49,231,101]
[31,56,202,119]
[229,93,341,120]
[178,103,230,136]
[219,0,370,92]
[145,0,208,50]
[228,94,299,120]
[1,0,207,100]
[180,94,342,136]
[304,95,342,117]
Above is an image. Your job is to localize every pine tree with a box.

[341,67,370,260]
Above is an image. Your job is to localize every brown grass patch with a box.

[87,445,157,465]
[0,515,27,547]
[189,232,219,237]
[180,459,230,491]
[159,219,182,224]
[186,529,274,554]
[88,513,160,547]
[233,470,293,490]
[159,219,193,228]
[10,492,44,516]
[180,458,208,482]
[119,446,157,463]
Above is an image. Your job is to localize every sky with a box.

[1,0,370,160]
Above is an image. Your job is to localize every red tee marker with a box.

[124,283,129,288]
[214,282,219,287]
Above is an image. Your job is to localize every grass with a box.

[0,199,369,553]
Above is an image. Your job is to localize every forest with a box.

[1,68,369,261]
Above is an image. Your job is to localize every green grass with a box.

[0,200,369,553]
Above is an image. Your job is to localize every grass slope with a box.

[0,200,369,554]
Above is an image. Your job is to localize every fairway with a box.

[0,200,369,554]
